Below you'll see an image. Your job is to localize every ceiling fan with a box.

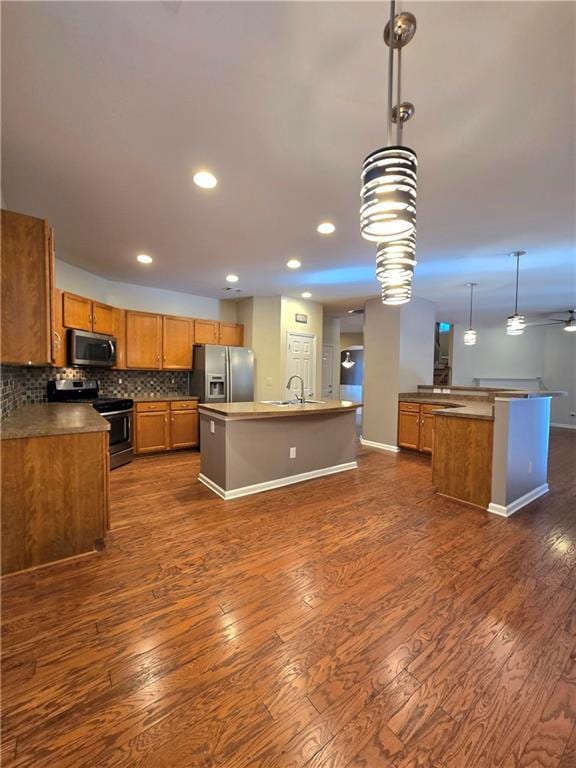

[526,309,576,332]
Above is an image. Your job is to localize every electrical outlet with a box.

[289,447,296,459]
[210,420,215,434]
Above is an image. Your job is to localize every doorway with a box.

[286,332,317,398]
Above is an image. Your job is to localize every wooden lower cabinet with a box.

[398,402,436,454]
[135,400,199,455]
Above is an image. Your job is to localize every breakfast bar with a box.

[198,400,361,499]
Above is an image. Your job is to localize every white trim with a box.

[359,437,400,454]
[551,423,576,430]
[487,483,549,517]
[198,461,358,500]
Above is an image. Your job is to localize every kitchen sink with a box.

[260,399,326,406]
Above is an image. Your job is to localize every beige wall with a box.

[252,297,283,401]
[322,316,341,400]
[340,332,363,350]
[280,296,324,399]
[56,259,237,321]
[399,298,436,392]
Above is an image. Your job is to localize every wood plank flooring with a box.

[1,428,575,767]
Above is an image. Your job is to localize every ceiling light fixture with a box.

[286,259,301,269]
[226,274,239,283]
[193,170,218,189]
[564,310,576,332]
[341,352,356,369]
[360,2,418,306]
[317,222,335,235]
[464,282,478,346]
[137,254,153,264]
[301,292,312,298]
[506,251,526,336]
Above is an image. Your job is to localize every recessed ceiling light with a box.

[301,292,312,299]
[286,259,302,269]
[317,222,335,235]
[137,254,153,264]
[226,274,239,283]
[193,170,218,189]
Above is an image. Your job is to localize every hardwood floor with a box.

[2,428,575,767]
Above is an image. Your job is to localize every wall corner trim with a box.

[198,461,358,500]
[487,483,550,518]
[359,437,400,454]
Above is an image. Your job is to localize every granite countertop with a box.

[399,394,494,421]
[132,394,199,402]
[199,400,362,420]
[1,404,110,440]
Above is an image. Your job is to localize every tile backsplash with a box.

[1,366,189,419]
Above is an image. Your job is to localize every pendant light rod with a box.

[386,0,396,146]
[466,281,477,330]
[396,44,403,144]
[511,250,525,315]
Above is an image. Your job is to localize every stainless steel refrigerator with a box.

[189,344,254,402]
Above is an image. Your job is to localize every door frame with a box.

[321,343,335,399]
[286,331,317,398]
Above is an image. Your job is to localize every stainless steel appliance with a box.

[47,379,133,469]
[68,329,117,367]
[190,345,254,402]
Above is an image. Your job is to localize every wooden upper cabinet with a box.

[53,289,67,368]
[218,322,244,347]
[92,302,115,335]
[111,308,127,370]
[63,292,92,331]
[194,319,219,345]
[125,311,162,369]
[162,316,193,369]
[1,210,54,366]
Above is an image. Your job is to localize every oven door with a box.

[104,410,134,468]
[69,330,117,367]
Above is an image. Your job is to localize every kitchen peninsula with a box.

[198,400,360,499]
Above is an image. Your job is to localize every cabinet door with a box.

[194,319,219,345]
[62,292,92,331]
[126,311,162,369]
[111,308,127,369]
[92,302,115,335]
[1,210,53,365]
[170,409,199,449]
[398,409,420,450]
[419,414,435,454]
[218,322,244,347]
[52,288,67,368]
[135,411,170,454]
[162,316,193,369]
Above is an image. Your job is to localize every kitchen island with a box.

[198,400,360,499]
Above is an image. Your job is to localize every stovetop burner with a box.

[47,380,133,413]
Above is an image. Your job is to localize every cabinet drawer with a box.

[135,401,168,413]
[170,400,198,411]
[421,404,440,414]
[398,401,420,413]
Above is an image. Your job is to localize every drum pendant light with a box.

[506,251,526,336]
[464,282,477,346]
[360,1,418,306]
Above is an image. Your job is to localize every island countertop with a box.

[1,403,110,440]
[199,400,362,420]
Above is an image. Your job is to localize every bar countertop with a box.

[399,389,563,421]
[1,403,110,440]
[199,400,362,420]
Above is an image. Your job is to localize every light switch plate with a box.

[210,420,215,434]
[289,447,296,459]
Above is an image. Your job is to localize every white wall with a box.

[56,259,237,321]
[399,298,436,392]
[281,296,324,399]
[452,322,575,427]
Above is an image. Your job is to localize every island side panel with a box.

[200,414,227,490]
[225,411,356,490]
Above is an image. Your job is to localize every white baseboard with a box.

[359,436,400,454]
[551,423,576,430]
[487,483,549,517]
[198,461,358,500]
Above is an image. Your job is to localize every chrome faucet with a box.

[286,375,305,404]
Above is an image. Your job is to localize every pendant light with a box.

[564,310,576,332]
[506,251,526,335]
[464,282,477,345]
[341,352,356,369]
[360,1,418,306]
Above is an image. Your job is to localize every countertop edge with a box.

[1,403,110,440]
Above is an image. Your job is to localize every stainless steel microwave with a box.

[68,329,117,367]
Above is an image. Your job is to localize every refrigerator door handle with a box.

[225,347,231,402]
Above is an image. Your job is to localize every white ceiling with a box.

[2,1,575,325]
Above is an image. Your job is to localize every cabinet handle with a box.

[54,331,61,350]
[89,314,93,322]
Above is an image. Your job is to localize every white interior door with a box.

[286,332,316,398]
[321,344,335,399]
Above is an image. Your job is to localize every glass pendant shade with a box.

[506,314,526,335]
[360,146,417,243]
[564,312,576,332]
[464,329,477,346]
[341,352,355,369]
